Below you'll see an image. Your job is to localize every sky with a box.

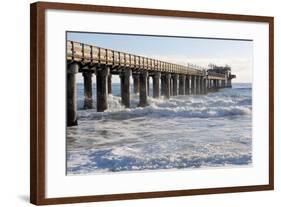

[67,32,253,83]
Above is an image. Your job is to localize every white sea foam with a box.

[78,94,251,120]
[67,83,252,174]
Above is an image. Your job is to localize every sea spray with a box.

[67,83,252,174]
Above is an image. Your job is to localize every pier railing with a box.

[67,41,204,76]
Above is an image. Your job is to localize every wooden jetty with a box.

[66,40,236,126]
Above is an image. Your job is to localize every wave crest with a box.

[78,94,251,120]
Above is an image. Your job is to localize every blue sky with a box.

[67,32,253,83]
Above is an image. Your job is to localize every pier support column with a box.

[133,74,140,94]
[96,67,109,112]
[200,76,201,94]
[153,72,161,98]
[172,74,179,96]
[147,76,150,96]
[108,73,112,94]
[120,69,131,108]
[191,76,196,94]
[199,77,203,93]
[170,78,173,96]
[203,78,207,94]
[139,71,148,107]
[82,71,93,109]
[67,63,79,126]
[179,75,185,95]
[196,76,201,94]
[161,74,165,96]
[185,75,190,95]
[200,77,205,94]
[214,80,218,88]
[162,73,171,99]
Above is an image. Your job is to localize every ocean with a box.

[66,82,252,175]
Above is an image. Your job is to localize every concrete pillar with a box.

[200,77,205,94]
[139,71,148,107]
[170,78,173,96]
[172,74,179,96]
[161,75,165,96]
[185,75,190,95]
[133,74,140,94]
[191,76,196,94]
[108,73,112,94]
[179,75,185,95]
[162,73,171,99]
[120,69,131,108]
[214,80,218,88]
[153,72,161,98]
[147,76,150,96]
[196,76,201,94]
[67,63,79,126]
[203,78,207,94]
[96,67,109,112]
[82,71,93,109]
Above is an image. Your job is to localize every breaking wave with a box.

[67,83,252,174]
[78,91,252,120]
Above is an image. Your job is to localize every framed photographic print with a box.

[30,1,274,205]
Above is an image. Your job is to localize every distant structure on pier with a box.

[208,64,236,88]
[66,41,236,126]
